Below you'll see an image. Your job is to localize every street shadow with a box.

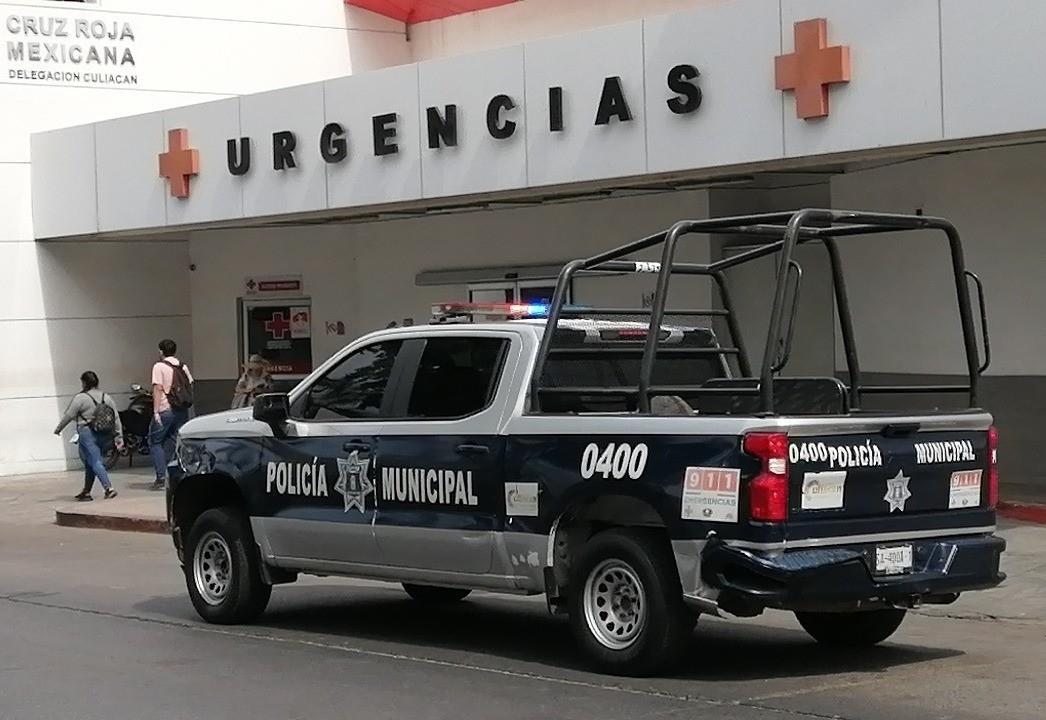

[138,582,961,680]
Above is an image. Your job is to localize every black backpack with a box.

[87,393,117,434]
[164,361,194,410]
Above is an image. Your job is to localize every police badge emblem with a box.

[335,451,374,514]
[883,470,912,513]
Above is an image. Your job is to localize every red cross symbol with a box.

[158,128,199,199]
[775,18,851,120]
[265,312,291,340]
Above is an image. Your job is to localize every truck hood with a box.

[178,408,272,439]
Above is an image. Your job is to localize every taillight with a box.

[987,425,999,509]
[743,432,789,522]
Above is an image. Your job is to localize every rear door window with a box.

[401,336,508,419]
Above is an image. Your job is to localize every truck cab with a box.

[169,209,1005,677]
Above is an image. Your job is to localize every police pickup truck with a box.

[169,210,1005,676]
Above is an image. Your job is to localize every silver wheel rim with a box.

[583,559,647,650]
[193,531,232,606]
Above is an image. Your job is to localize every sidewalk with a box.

[1,466,167,532]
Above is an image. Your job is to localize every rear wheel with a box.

[184,507,271,624]
[402,584,471,603]
[795,608,907,647]
[569,528,695,676]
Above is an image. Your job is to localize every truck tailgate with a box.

[788,429,991,520]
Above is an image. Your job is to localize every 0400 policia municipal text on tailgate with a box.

[168,210,1005,677]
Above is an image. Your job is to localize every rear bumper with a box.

[701,533,1005,615]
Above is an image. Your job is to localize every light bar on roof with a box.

[431,301,550,322]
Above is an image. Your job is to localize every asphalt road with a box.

[1,522,1044,720]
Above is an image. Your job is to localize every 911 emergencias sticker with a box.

[681,467,740,523]
[948,469,982,509]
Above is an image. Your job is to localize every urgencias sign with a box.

[223,67,703,175]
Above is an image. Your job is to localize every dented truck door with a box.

[253,340,405,568]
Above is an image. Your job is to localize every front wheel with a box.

[184,507,272,624]
[795,608,907,648]
[402,584,471,603]
[569,529,695,676]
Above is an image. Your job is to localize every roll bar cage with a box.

[529,209,990,416]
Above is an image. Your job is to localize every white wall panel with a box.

[524,21,647,187]
[163,99,244,225]
[325,64,423,208]
[240,83,328,218]
[780,0,942,157]
[0,241,189,322]
[0,315,190,401]
[645,0,783,174]
[0,396,88,474]
[0,164,33,242]
[941,0,1046,139]
[31,123,99,239]
[0,84,227,164]
[419,45,527,198]
[408,0,718,61]
[95,111,167,231]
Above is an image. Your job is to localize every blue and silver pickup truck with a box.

[169,209,1005,676]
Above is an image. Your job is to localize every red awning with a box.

[345,0,517,24]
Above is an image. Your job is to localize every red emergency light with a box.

[345,0,518,24]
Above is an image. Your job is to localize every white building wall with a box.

[187,190,711,385]
[407,0,720,61]
[830,144,1046,377]
[0,0,407,475]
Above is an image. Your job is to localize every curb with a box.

[998,501,1046,526]
[55,509,168,534]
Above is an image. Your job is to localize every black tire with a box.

[568,528,695,676]
[402,584,472,603]
[795,608,907,648]
[184,507,272,624]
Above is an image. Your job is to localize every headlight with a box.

[176,438,203,474]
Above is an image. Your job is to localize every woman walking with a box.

[54,371,125,501]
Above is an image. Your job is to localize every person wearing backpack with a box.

[54,370,125,501]
[149,338,195,491]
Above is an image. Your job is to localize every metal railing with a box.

[529,209,990,416]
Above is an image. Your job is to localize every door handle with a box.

[342,441,371,452]
[456,443,490,456]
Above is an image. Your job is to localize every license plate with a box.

[875,544,913,575]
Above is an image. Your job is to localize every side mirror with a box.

[253,393,290,425]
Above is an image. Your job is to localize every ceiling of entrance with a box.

[344,0,517,23]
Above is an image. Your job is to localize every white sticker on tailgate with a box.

[801,471,846,510]
[948,469,982,509]
[682,467,740,522]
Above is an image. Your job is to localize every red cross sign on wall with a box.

[265,312,292,340]
[775,18,851,120]
[158,128,200,199]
